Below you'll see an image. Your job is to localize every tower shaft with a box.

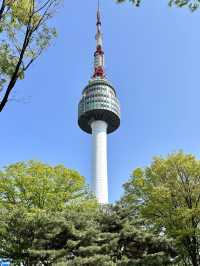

[91,120,108,204]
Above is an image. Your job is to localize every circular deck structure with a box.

[78,78,120,134]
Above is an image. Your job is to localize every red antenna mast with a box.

[93,0,105,78]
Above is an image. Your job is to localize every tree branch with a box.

[34,0,53,15]
[0,15,33,112]
[0,0,6,21]
[0,0,58,112]
[32,1,54,33]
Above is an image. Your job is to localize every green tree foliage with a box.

[0,161,97,265]
[0,161,178,265]
[64,205,177,265]
[116,0,200,11]
[122,152,200,266]
[0,0,61,112]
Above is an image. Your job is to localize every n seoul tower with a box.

[78,1,120,204]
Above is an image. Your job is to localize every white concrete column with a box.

[91,120,108,204]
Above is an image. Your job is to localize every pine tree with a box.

[64,205,177,266]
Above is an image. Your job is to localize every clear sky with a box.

[1,0,200,202]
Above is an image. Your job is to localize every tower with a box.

[78,1,120,204]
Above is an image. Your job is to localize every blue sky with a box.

[1,0,200,202]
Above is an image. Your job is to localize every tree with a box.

[0,161,97,265]
[0,0,61,112]
[65,205,177,266]
[117,0,200,11]
[122,152,200,266]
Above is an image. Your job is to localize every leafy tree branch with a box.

[117,0,200,11]
[0,0,60,112]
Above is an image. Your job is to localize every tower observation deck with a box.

[78,1,120,204]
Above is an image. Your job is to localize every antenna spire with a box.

[97,0,101,28]
[93,0,105,78]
